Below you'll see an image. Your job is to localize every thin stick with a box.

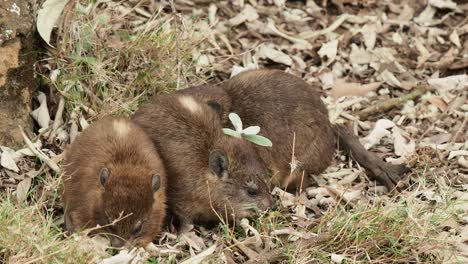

[299,171,305,194]
[206,180,228,229]
[283,132,297,192]
[48,96,65,143]
[30,126,51,143]
[20,126,61,174]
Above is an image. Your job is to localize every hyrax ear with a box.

[209,150,229,179]
[100,168,109,187]
[151,174,161,192]
[207,100,222,116]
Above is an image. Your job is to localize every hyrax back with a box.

[178,70,336,191]
[226,70,336,189]
[132,94,273,230]
[62,116,167,248]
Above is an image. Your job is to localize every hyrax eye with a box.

[247,188,259,197]
[132,221,143,237]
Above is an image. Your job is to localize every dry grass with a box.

[303,192,455,262]
[47,0,206,118]
[0,195,106,263]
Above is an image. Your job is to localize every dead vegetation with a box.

[43,0,205,118]
[0,0,467,263]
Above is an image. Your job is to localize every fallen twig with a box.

[19,126,61,174]
[358,85,428,120]
[48,96,65,143]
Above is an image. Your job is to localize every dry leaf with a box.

[99,250,134,264]
[392,32,403,44]
[229,4,258,26]
[393,127,416,157]
[231,63,258,78]
[282,9,310,24]
[349,44,374,64]
[337,172,360,185]
[360,119,395,149]
[449,30,461,48]
[331,253,345,263]
[318,40,338,62]
[306,187,330,197]
[16,177,31,203]
[428,75,468,91]
[378,70,401,87]
[180,244,217,264]
[0,149,20,172]
[415,5,437,26]
[77,235,110,258]
[319,72,335,89]
[145,242,182,256]
[429,0,458,10]
[30,92,51,129]
[273,0,286,8]
[448,150,468,160]
[398,5,414,21]
[400,81,418,90]
[458,157,468,169]
[361,24,378,50]
[331,79,382,99]
[256,44,292,66]
[180,232,206,252]
[49,69,60,82]
[427,96,448,111]
[240,218,263,250]
[37,0,70,46]
[272,187,296,207]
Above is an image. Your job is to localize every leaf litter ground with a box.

[0,0,466,263]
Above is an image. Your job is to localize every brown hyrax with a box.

[132,94,274,230]
[177,69,336,191]
[62,116,167,248]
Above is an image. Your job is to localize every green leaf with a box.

[242,126,260,135]
[222,128,242,139]
[228,113,243,132]
[243,134,273,147]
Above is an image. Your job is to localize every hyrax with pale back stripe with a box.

[61,116,167,248]
[132,94,274,230]
[177,69,336,191]
[178,69,408,191]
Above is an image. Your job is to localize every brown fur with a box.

[61,117,167,247]
[176,84,232,121]
[176,69,336,191]
[132,94,273,230]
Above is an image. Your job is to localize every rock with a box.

[0,0,37,147]
[0,39,21,86]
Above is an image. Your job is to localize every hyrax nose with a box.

[262,196,275,210]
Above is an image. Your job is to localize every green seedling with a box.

[222,113,273,147]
